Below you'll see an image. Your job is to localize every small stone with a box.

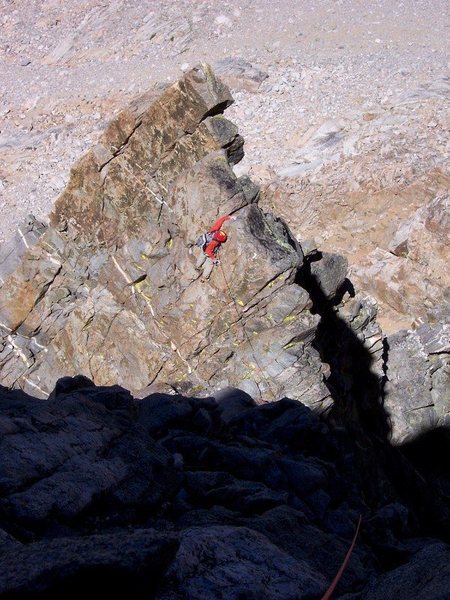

[215,15,233,28]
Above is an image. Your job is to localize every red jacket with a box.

[204,215,232,259]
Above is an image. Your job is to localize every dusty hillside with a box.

[1,0,448,238]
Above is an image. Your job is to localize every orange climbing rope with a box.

[321,515,362,600]
[219,262,277,401]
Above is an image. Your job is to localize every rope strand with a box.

[321,515,362,600]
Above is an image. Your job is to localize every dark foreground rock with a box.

[1,379,450,599]
[359,542,450,600]
[0,530,178,598]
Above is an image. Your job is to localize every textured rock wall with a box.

[384,323,450,445]
[0,64,329,407]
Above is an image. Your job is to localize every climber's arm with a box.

[208,214,232,233]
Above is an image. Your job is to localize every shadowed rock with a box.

[0,530,178,598]
[1,379,449,598]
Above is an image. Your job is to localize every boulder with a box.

[389,194,450,276]
[158,526,327,600]
[0,529,178,597]
[0,383,176,531]
[309,252,348,300]
[361,542,450,600]
[214,57,268,93]
[214,386,256,423]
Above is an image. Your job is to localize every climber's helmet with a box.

[216,230,227,243]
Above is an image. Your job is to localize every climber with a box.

[195,214,236,278]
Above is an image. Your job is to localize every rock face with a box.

[384,323,450,445]
[0,64,327,407]
[1,378,449,599]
